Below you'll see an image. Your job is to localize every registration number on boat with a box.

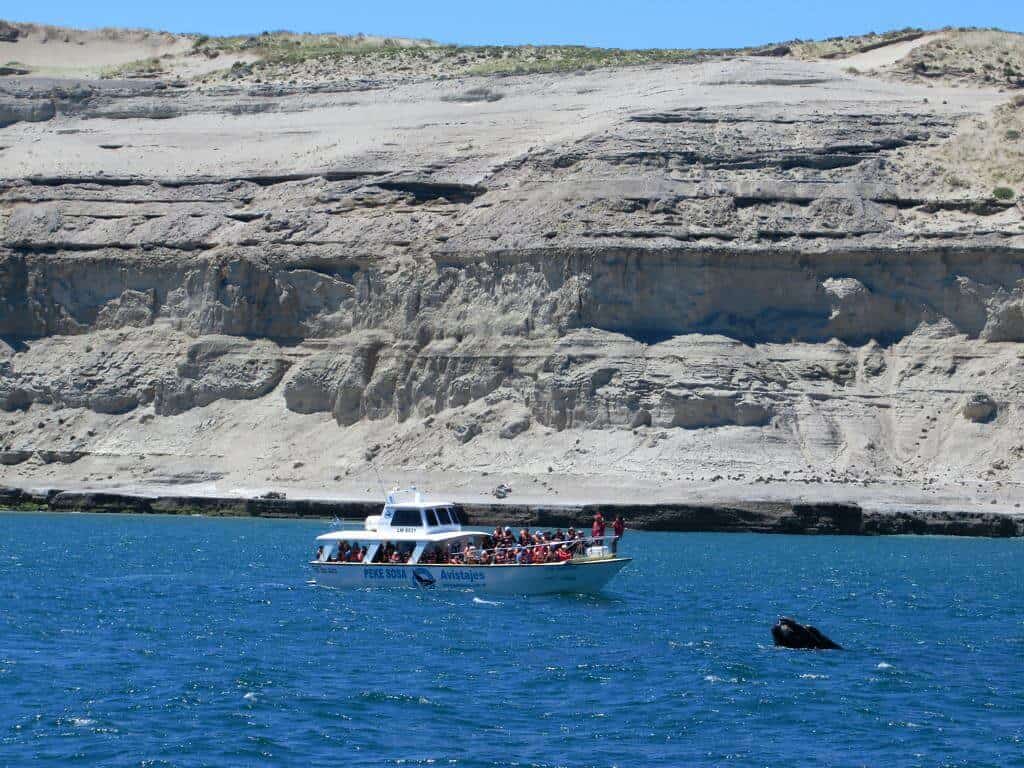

[363,568,409,580]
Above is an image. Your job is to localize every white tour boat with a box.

[310,488,630,594]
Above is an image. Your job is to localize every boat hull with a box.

[311,558,631,594]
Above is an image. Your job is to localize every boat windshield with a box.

[390,507,422,527]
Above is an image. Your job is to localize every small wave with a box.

[357,691,435,705]
[472,597,501,606]
[799,673,829,680]
[877,662,894,670]
[243,692,257,701]
[704,674,740,684]
[71,717,95,727]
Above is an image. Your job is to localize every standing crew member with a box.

[611,513,625,554]
[592,512,606,547]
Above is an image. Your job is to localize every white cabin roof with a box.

[383,487,453,509]
[316,529,488,544]
[388,501,455,509]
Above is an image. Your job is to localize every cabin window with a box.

[391,508,423,527]
[436,507,453,525]
[425,508,440,527]
[448,507,465,525]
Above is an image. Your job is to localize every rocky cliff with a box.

[1,25,1022,515]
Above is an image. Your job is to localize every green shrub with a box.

[1006,129,1022,141]
[993,186,1016,200]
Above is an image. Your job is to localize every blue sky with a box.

[7,0,1023,48]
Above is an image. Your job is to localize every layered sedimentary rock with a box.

[1,34,1022,507]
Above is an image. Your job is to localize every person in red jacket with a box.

[611,514,625,554]
[591,512,606,546]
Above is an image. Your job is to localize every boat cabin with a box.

[314,488,487,565]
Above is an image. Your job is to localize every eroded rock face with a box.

[658,390,773,429]
[154,336,290,416]
[0,329,183,414]
[0,52,1022,488]
[0,98,55,128]
[284,352,352,415]
[95,289,157,330]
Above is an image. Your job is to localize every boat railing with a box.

[314,535,622,566]
[438,535,619,562]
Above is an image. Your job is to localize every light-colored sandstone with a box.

[0,25,1022,514]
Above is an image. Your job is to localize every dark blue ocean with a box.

[2,512,1023,767]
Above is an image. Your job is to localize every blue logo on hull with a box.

[413,568,436,587]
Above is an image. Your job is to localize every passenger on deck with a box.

[592,512,606,545]
[496,529,514,556]
[555,543,573,562]
[612,514,625,554]
[565,527,578,554]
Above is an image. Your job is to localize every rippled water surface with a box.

[2,512,1023,766]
